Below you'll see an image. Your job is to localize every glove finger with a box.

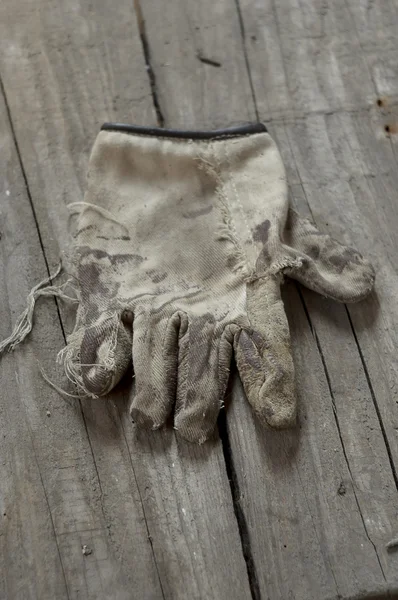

[130,310,183,430]
[174,316,233,444]
[76,311,132,396]
[234,279,296,429]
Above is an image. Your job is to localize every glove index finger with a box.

[234,277,297,429]
[234,328,296,429]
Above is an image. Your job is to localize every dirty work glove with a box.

[60,123,375,443]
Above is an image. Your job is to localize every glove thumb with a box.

[283,209,375,302]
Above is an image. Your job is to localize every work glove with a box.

[52,123,375,443]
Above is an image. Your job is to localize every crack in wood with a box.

[0,69,120,600]
[233,0,259,121]
[345,306,398,494]
[118,416,167,600]
[0,74,72,599]
[218,407,261,600]
[133,0,165,127]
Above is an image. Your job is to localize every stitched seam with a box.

[218,142,243,250]
[224,143,255,258]
[246,257,303,283]
[197,144,252,278]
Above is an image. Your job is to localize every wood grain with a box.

[0,0,252,598]
[0,83,70,600]
[2,0,398,597]
[239,0,398,119]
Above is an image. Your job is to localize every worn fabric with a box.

[54,124,374,443]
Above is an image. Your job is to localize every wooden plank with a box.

[0,2,164,600]
[237,0,378,119]
[227,286,388,600]
[0,84,69,600]
[239,0,398,119]
[239,0,398,592]
[0,93,163,600]
[81,381,252,600]
[0,0,253,598]
[137,0,398,597]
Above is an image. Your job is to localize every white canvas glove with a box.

[1,123,375,444]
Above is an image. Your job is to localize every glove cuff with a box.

[101,121,267,139]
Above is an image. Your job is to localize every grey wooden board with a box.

[0,83,69,600]
[0,0,253,599]
[0,73,163,600]
[239,0,398,119]
[1,0,398,598]
[137,0,398,598]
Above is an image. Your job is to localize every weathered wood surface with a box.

[1,0,398,599]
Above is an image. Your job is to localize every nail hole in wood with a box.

[377,96,388,108]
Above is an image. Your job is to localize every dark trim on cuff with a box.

[100,122,267,139]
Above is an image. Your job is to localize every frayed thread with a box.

[39,363,81,399]
[56,326,99,399]
[0,263,78,354]
[55,311,121,399]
